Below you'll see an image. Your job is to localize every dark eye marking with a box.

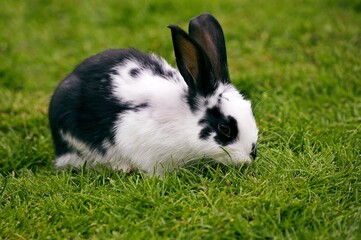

[218,123,230,137]
[198,106,239,146]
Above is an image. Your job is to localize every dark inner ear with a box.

[188,14,230,84]
[176,37,199,85]
[169,25,217,97]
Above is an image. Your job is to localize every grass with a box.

[1,0,360,239]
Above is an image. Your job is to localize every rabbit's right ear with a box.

[169,25,217,97]
[188,14,230,84]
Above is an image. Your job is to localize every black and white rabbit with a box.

[49,14,258,176]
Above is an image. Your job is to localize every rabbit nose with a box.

[250,143,257,160]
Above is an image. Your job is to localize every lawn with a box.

[1,0,360,239]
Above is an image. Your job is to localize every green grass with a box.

[1,0,360,239]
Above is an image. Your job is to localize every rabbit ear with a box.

[169,25,217,97]
[188,14,230,84]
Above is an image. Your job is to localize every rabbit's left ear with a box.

[188,14,230,84]
[169,25,217,97]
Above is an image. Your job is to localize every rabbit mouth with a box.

[213,147,252,166]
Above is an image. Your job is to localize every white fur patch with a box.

[55,153,82,168]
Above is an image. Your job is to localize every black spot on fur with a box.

[198,106,238,146]
[251,143,257,160]
[165,71,175,79]
[109,69,118,76]
[130,68,140,77]
[128,52,174,80]
[199,126,212,139]
[49,49,151,156]
[182,90,199,112]
[133,103,149,112]
[217,94,222,104]
[152,64,165,76]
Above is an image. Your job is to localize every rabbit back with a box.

[49,49,187,172]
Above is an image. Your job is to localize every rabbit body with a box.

[49,14,259,176]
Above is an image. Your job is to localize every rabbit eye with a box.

[218,123,231,137]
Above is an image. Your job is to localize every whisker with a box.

[252,88,277,111]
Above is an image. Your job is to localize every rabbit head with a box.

[169,14,258,166]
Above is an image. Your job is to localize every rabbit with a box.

[49,14,259,176]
